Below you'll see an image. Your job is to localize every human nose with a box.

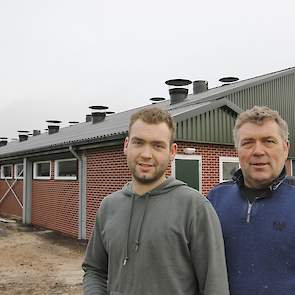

[139,145,152,158]
[252,142,265,156]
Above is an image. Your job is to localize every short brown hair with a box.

[129,107,176,143]
[233,106,289,147]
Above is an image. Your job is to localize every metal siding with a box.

[175,107,236,144]
[226,72,295,156]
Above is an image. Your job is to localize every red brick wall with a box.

[177,142,238,196]
[0,179,23,218]
[31,161,79,237]
[84,142,238,238]
[86,145,131,238]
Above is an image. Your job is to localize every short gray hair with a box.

[233,106,289,147]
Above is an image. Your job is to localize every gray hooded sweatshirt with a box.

[82,177,229,295]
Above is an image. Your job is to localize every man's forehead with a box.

[129,120,170,134]
[239,119,278,131]
[238,120,282,140]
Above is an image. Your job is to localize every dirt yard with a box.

[0,216,87,295]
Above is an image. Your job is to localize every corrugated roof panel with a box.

[0,67,294,159]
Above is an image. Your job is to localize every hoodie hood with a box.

[122,176,187,198]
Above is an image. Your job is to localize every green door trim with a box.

[171,154,202,193]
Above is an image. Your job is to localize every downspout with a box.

[69,145,86,240]
[23,158,32,224]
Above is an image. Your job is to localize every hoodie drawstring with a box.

[135,195,150,252]
[123,193,150,266]
[123,194,135,266]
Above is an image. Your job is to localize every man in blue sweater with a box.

[208,106,295,295]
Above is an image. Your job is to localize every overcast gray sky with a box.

[1,0,294,140]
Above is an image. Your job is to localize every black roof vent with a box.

[150,97,166,104]
[92,112,106,124]
[46,120,61,135]
[193,80,208,94]
[69,121,79,126]
[165,79,192,105]
[33,130,41,136]
[17,130,29,142]
[89,105,108,110]
[19,134,29,142]
[219,77,239,86]
[86,114,92,122]
[89,106,108,123]
[0,137,8,147]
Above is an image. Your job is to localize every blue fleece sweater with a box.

[208,171,295,295]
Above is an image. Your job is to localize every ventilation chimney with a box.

[92,112,106,123]
[193,80,208,94]
[46,120,61,135]
[165,79,192,105]
[89,106,108,124]
[86,114,92,122]
[18,130,29,142]
[33,130,41,136]
[150,97,166,104]
[219,77,239,86]
[69,121,79,126]
[0,137,8,147]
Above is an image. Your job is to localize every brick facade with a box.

[177,142,237,195]
[31,161,79,237]
[85,145,131,238]
[1,141,292,239]
[84,142,238,238]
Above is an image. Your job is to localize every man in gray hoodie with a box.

[82,107,229,295]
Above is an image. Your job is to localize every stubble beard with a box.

[130,163,167,185]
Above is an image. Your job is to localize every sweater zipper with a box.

[246,196,264,223]
[246,201,253,223]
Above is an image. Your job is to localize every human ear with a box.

[123,137,129,155]
[169,143,177,161]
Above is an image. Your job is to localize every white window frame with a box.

[14,163,24,180]
[219,156,240,183]
[54,158,78,180]
[171,154,202,194]
[0,164,13,179]
[33,161,51,180]
[291,159,295,176]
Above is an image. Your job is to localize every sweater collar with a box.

[232,167,287,191]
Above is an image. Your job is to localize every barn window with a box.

[54,159,78,180]
[219,157,240,183]
[0,165,13,179]
[33,161,51,179]
[14,163,24,179]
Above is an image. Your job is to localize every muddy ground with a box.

[0,217,87,295]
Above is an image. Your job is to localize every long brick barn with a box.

[1,67,295,239]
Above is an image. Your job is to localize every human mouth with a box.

[137,163,154,170]
[251,162,268,167]
[138,162,153,166]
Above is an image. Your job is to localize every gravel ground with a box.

[0,217,87,295]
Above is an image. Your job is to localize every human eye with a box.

[264,138,277,145]
[153,142,166,150]
[240,139,253,147]
[131,138,143,146]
